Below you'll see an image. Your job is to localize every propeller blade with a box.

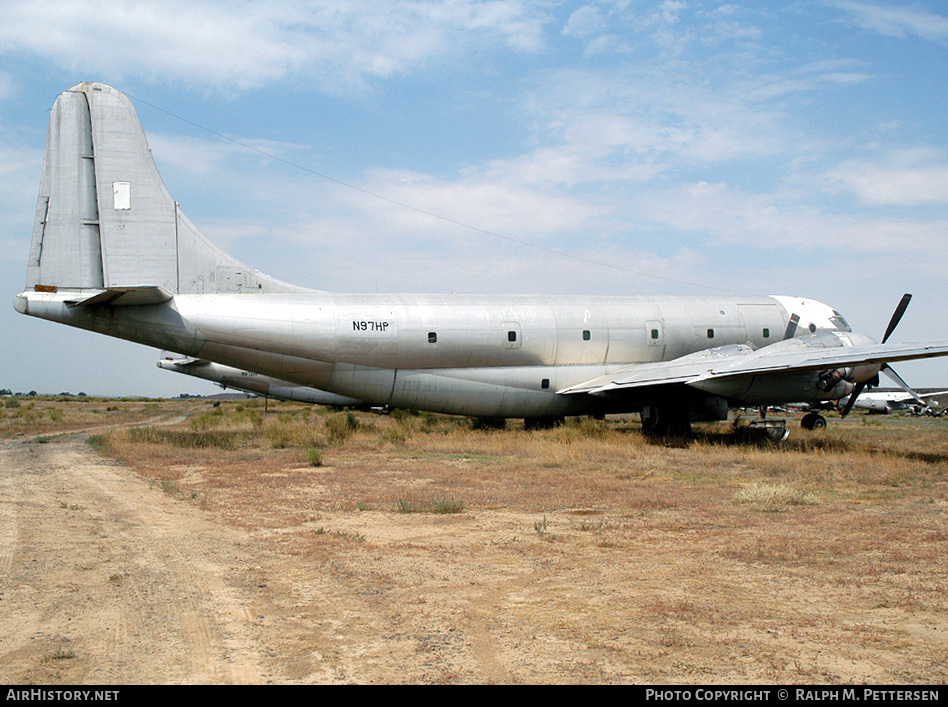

[882,293,912,344]
[881,363,925,406]
[783,313,800,340]
[840,381,866,418]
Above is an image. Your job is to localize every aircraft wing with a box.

[917,389,948,400]
[558,339,948,397]
[558,345,756,395]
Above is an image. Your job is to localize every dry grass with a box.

[0,395,179,439]
[92,399,948,516]
[56,398,948,682]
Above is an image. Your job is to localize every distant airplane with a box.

[840,389,948,415]
[158,356,367,407]
[797,387,948,429]
[14,83,948,438]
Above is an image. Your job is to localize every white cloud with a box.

[562,5,607,38]
[0,0,548,92]
[629,180,948,256]
[826,149,948,205]
[833,0,948,43]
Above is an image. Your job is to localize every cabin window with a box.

[583,330,590,341]
[763,328,770,338]
[809,323,817,333]
[541,379,550,389]
[428,332,437,344]
[502,322,522,349]
[707,329,715,339]
[651,328,659,340]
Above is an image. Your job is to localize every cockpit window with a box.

[829,313,852,332]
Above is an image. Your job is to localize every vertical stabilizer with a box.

[28,86,104,289]
[27,82,310,295]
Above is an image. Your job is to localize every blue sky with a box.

[1,0,947,396]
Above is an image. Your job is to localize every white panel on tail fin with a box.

[28,82,312,295]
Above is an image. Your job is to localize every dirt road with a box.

[0,431,555,684]
[0,433,271,683]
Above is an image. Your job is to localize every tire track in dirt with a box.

[370,518,570,684]
[0,433,268,684]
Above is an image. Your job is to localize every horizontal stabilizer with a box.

[159,355,202,366]
[65,286,173,307]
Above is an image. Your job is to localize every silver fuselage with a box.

[18,290,800,417]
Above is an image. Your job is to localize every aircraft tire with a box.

[524,417,564,431]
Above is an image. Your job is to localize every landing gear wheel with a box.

[801,413,827,430]
[749,417,789,442]
[641,406,692,439]
[524,417,564,431]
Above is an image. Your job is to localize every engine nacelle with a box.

[818,368,856,400]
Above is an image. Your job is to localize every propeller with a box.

[882,293,911,344]
[783,313,800,340]
[841,293,921,417]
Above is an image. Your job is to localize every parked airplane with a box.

[158,356,367,407]
[840,389,948,415]
[795,385,948,429]
[14,83,948,437]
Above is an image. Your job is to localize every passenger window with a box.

[428,332,437,344]
[541,379,550,389]
[582,330,590,341]
[508,330,517,343]
[651,329,659,340]
[763,328,770,338]
[707,329,715,339]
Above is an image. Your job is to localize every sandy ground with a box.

[1,408,946,685]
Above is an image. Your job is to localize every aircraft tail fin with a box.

[26,82,309,295]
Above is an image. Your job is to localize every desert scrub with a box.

[86,434,112,453]
[324,411,361,445]
[190,407,224,431]
[305,447,324,467]
[394,498,420,514]
[382,412,420,444]
[733,482,819,512]
[429,496,465,514]
[393,496,466,514]
[126,426,239,450]
[550,416,611,442]
[265,417,322,448]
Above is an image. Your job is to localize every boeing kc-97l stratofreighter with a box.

[15,83,948,437]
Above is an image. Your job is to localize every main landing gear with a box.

[748,406,790,442]
[640,405,692,439]
[800,412,827,430]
